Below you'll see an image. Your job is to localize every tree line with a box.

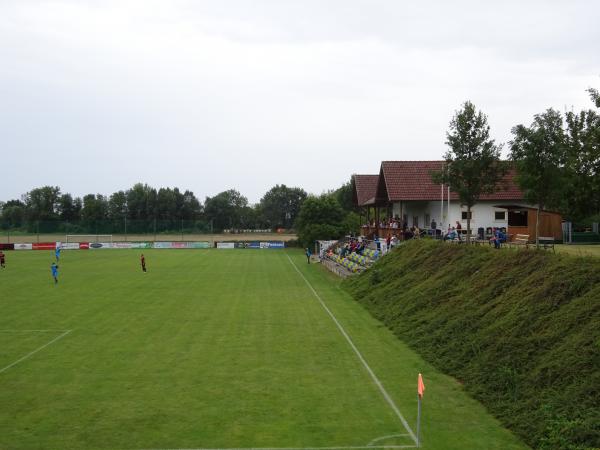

[0,183,299,233]
[0,181,360,241]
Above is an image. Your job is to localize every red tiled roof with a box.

[379,161,523,202]
[353,174,379,206]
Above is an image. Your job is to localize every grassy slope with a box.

[343,240,600,450]
[0,249,526,449]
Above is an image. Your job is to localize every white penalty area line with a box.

[0,329,72,374]
[286,254,418,446]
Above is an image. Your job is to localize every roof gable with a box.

[353,174,379,206]
[378,160,524,202]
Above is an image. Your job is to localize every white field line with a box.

[0,329,72,374]
[286,254,418,446]
[141,446,416,450]
[0,330,69,332]
[366,435,411,447]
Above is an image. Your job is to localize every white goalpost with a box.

[65,234,113,244]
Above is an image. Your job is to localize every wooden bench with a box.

[510,234,530,248]
[538,236,555,252]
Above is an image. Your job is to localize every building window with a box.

[425,214,430,227]
[494,211,506,221]
[413,216,419,227]
[508,210,528,227]
[461,211,472,220]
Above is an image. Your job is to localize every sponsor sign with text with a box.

[89,242,112,249]
[130,242,153,249]
[188,241,210,249]
[60,243,81,250]
[32,243,57,250]
[112,242,134,249]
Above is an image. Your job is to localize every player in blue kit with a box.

[51,262,59,284]
[55,245,61,262]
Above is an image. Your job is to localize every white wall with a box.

[392,200,511,231]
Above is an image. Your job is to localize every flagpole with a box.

[416,373,425,447]
[416,394,422,447]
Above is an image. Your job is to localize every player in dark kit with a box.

[140,254,147,272]
[0,251,5,268]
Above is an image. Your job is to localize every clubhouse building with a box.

[353,161,563,241]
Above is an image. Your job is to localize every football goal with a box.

[65,234,113,244]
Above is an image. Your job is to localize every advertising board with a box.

[153,242,173,249]
[130,242,153,249]
[152,241,211,249]
[0,243,14,250]
[216,242,235,249]
[60,243,81,250]
[32,243,57,250]
[188,242,210,249]
[234,241,285,249]
[14,243,32,250]
[88,242,112,249]
[112,242,134,249]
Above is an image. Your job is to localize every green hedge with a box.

[344,240,600,450]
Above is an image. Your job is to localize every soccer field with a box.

[0,249,527,450]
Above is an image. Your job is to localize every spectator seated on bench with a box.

[444,227,460,241]
[489,227,506,249]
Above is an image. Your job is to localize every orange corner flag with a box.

[418,373,425,398]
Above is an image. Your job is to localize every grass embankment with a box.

[344,240,600,450]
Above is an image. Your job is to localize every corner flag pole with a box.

[417,373,425,447]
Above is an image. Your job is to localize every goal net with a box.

[65,234,113,244]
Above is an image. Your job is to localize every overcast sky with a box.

[1,0,599,204]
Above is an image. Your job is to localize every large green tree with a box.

[563,88,600,222]
[333,178,357,213]
[126,183,158,230]
[295,194,346,248]
[259,184,307,229]
[57,193,82,222]
[510,108,566,247]
[181,190,202,221]
[23,186,61,223]
[433,101,506,242]
[108,191,128,221]
[204,189,248,231]
[81,194,109,229]
[0,199,26,229]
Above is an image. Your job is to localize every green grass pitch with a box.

[0,249,527,450]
